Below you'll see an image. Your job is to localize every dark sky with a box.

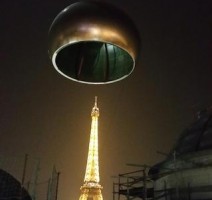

[0,0,212,200]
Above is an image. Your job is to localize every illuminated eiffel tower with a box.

[79,97,103,200]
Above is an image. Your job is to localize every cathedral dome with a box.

[170,107,212,156]
[149,107,212,178]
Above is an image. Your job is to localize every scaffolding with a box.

[113,164,212,200]
[113,167,154,200]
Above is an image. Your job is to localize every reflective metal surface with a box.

[48,1,140,84]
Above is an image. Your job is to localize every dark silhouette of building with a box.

[113,107,212,200]
[0,154,60,200]
[0,169,31,200]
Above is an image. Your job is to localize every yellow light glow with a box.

[84,97,100,183]
[79,97,103,200]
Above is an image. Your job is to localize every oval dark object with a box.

[48,1,140,84]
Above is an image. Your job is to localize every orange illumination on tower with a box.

[79,97,103,200]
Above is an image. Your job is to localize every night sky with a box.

[0,0,212,200]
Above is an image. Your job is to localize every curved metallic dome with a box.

[48,1,140,84]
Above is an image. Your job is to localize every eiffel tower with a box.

[79,97,103,200]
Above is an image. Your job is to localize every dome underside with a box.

[55,42,133,83]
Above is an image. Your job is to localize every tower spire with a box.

[79,97,103,200]
[95,96,97,107]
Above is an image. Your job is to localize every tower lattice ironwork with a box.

[79,97,103,200]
